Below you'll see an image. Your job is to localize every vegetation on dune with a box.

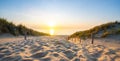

[0,18,49,36]
[70,21,120,38]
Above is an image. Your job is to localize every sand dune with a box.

[0,36,120,61]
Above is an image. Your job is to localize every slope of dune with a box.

[0,18,49,36]
[70,21,120,38]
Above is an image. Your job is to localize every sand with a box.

[0,36,120,61]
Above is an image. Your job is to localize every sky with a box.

[0,0,120,35]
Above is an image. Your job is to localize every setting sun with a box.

[50,29,54,35]
[48,22,56,35]
[48,22,56,27]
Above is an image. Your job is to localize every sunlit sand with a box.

[0,36,120,61]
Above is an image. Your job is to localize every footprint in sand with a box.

[31,51,48,59]
[30,46,43,53]
[59,59,67,61]
[0,47,7,51]
[52,53,59,57]
[0,55,22,61]
[73,58,80,61]
[22,58,33,61]
[63,50,76,59]
[40,57,51,61]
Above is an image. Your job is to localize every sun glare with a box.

[48,22,56,35]
[48,22,55,27]
[50,29,54,35]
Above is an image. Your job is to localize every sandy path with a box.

[0,36,120,61]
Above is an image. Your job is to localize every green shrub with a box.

[0,18,49,36]
[101,31,110,38]
[115,29,120,34]
[70,21,120,38]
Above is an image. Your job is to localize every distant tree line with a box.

[0,18,49,36]
[69,21,120,38]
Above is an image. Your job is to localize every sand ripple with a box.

[0,36,120,61]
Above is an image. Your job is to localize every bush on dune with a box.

[115,29,120,34]
[70,21,120,38]
[101,31,110,38]
[0,18,49,36]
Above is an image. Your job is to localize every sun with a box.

[48,22,56,35]
[48,22,55,27]
[50,29,54,35]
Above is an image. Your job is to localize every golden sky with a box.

[0,0,119,35]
